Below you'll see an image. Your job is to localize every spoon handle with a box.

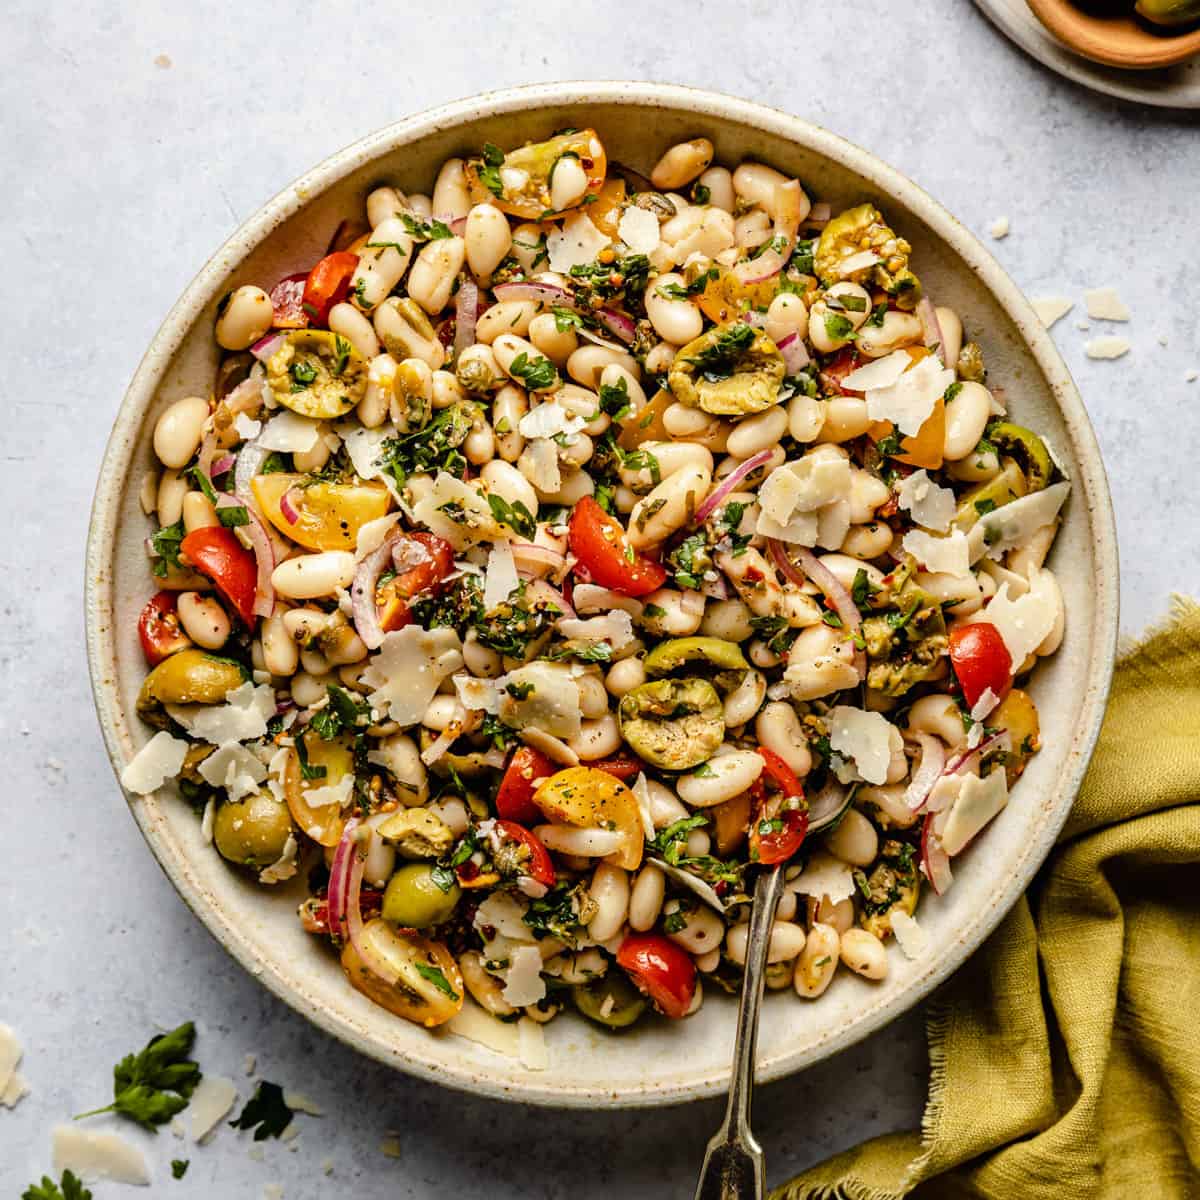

[693,866,786,1200]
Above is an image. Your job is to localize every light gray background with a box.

[2,1,1196,1196]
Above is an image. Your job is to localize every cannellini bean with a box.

[723,669,766,727]
[533,825,625,857]
[156,468,188,527]
[663,899,725,956]
[216,285,273,351]
[841,522,893,560]
[431,157,471,221]
[549,155,590,211]
[731,162,789,217]
[291,670,333,708]
[463,630,503,679]
[538,467,594,506]
[431,369,466,410]
[329,302,380,359]
[715,444,784,484]
[755,702,813,778]
[701,599,755,643]
[638,587,705,637]
[576,672,609,719]
[793,923,840,998]
[460,950,516,1017]
[177,592,229,650]
[549,948,608,985]
[627,464,712,551]
[824,808,879,867]
[734,209,772,252]
[645,778,688,829]
[629,864,665,932]
[293,435,330,475]
[509,222,549,273]
[372,733,427,805]
[935,306,963,368]
[727,920,806,966]
[644,341,678,375]
[421,696,461,732]
[788,393,826,443]
[492,383,528,462]
[857,310,923,358]
[271,551,356,600]
[182,490,219,533]
[726,406,788,460]
[358,354,396,428]
[857,784,919,830]
[465,203,513,279]
[685,828,711,857]
[568,714,622,761]
[651,138,714,190]
[528,312,578,363]
[374,297,445,369]
[475,299,540,344]
[785,623,861,701]
[588,863,630,941]
[605,656,646,697]
[664,402,718,439]
[677,750,764,808]
[351,219,414,312]
[492,333,559,392]
[943,381,992,461]
[816,396,872,443]
[300,645,330,676]
[261,612,299,677]
[407,235,466,315]
[765,292,809,345]
[840,928,888,980]
[848,469,890,524]
[463,421,495,466]
[645,273,704,345]
[917,570,984,616]
[804,892,856,934]
[616,441,712,493]
[366,185,404,229]
[567,345,639,390]
[696,165,734,211]
[749,639,781,669]
[429,796,469,836]
[154,395,210,471]
[360,812,398,887]
[481,458,540,516]
[905,693,967,748]
[818,553,886,592]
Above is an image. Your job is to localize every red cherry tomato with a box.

[137,591,192,665]
[616,933,697,1020]
[180,527,259,628]
[819,346,864,395]
[567,497,668,597]
[495,747,557,825]
[948,622,1012,709]
[491,820,556,888]
[588,755,644,783]
[302,251,359,327]
[376,532,456,632]
[269,272,309,329]
[299,888,383,936]
[749,748,808,865]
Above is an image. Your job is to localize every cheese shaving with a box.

[171,681,276,745]
[517,1018,549,1071]
[1031,297,1073,329]
[890,910,929,959]
[828,706,894,785]
[1084,286,1130,322]
[199,742,269,801]
[967,482,1069,564]
[1085,337,1130,361]
[257,410,322,454]
[120,731,190,795]
[483,540,520,611]
[547,212,611,274]
[519,438,561,495]
[52,1125,151,1186]
[518,399,586,441]
[474,891,533,940]
[617,206,661,255]
[337,422,399,483]
[453,673,500,714]
[362,626,463,727]
[556,610,636,650]
[989,215,1010,239]
[354,512,402,561]
[792,850,857,903]
[942,769,1009,855]
[865,356,954,437]
[502,945,547,1006]
[189,1074,238,1141]
[839,349,911,393]
[981,568,1059,672]
[445,999,521,1057]
[901,529,970,577]
[970,687,1001,723]
[896,469,955,532]
[259,834,300,885]
[411,472,498,550]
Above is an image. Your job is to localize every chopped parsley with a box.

[216,504,249,528]
[865,301,889,328]
[597,374,633,421]
[310,685,371,740]
[486,493,537,540]
[399,213,454,241]
[377,403,474,488]
[289,359,318,390]
[974,497,997,516]
[507,351,557,391]
[22,1171,91,1200]
[414,961,460,1000]
[229,1081,294,1142]
[684,322,756,382]
[171,1160,189,1180]
[150,519,185,578]
[293,734,327,781]
[476,142,506,197]
[822,312,855,342]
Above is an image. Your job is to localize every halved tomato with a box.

[568,497,667,598]
[137,591,192,665]
[532,766,644,871]
[464,129,607,219]
[341,921,463,1027]
[616,934,696,1019]
[495,746,557,825]
[283,733,354,847]
[251,474,391,551]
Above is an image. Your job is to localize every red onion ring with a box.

[921,813,954,895]
[250,332,284,362]
[911,730,1013,816]
[211,452,236,478]
[215,491,276,617]
[196,431,220,480]
[351,528,403,650]
[454,275,479,360]
[344,827,403,985]
[699,574,730,600]
[510,541,566,577]
[279,488,301,525]
[903,733,947,810]
[693,448,773,525]
[327,815,360,941]
[917,298,945,365]
[776,331,811,374]
[449,215,468,236]
[594,307,636,346]
[525,577,574,618]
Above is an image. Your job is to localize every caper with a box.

[573,973,648,1029]
[381,863,461,929]
[213,791,294,868]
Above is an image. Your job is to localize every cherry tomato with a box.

[301,251,359,327]
[495,747,557,825]
[299,888,383,936]
[948,622,1012,709]
[588,755,644,783]
[376,532,455,632]
[491,820,556,888]
[567,497,668,598]
[269,272,309,329]
[616,933,697,1020]
[180,527,259,628]
[749,748,808,865]
[137,590,192,665]
[819,346,863,395]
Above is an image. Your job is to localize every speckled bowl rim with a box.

[85,81,1119,1108]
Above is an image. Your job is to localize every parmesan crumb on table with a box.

[1084,286,1131,322]
[989,215,1010,239]
[1186,370,1198,383]
[1085,336,1131,361]
[1031,296,1072,328]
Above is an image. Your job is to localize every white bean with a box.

[935,306,963,368]
[492,384,528,461]
[726,406,788,460]
[481,459,539,517]
[361,812,397,887]
[463,630,503,679]
[358,354,396,428]
[723,670,766,728]
[350,219,414,312]
[701,599,754,643]
[576,672,610,719]
[464,203,512,279]
[492,333,559,392]
[177,592,229,650]
[734,209,772,252]
[793,923,840,998]
[824,808,879,867]
[300,645,330,676]
[271,551,356,600]
[216,285,273,351]
[816,396,871,443]
[533,825,625,857]
[463,421,495,466]
[293,435,330,475]
[182,490,218,533]
[366,185,404,229]
[677,750,764,808]
[731,162,789,217]
[407,236,466,315]
[329,302,380,359]
[290,670,332,708]
[651,138,714,190]
[663,899,725,955]
[605,656,646,698]
[943,381,992,461]
[156,468,188,527]
[840,928,888,980]
[527,312,578,364]
[727,920,806,966]
[431,158,471,221]
[616,441,712,493]
[374,297,444,369]
[429,796,468,835]
[645,779,689,829]
[765,292,809,345]
[568,714,621,761]
[788,393,826,443]
[638,587,705,637]
[549,155,590,211]
[784,623,861,701]
[644,273,704,344]
[663,402,719,439]
[153,396,209,469]
[372,733,427,805]
[755,702,813,778]
[857,311,923,358]
[566,345,639,391]
[627,464,712,551]
[261,612,299,677]
[905,693,967,748]
[460,950,516,1017]
[629,865,665,932]
[696,165,734,211]
[588,863,630,942]
[841,522,893,560]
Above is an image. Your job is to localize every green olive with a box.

[573,974,648,1029]
[618,677,725,771]
[815,203,921,308]
[952,459,1027,532]
[668,323,785,416]
[986,423,1053,493]
[381,864,461,929]
[266,329,367,419]
[213,791,294,868]
[137,649,247,725]
[643,636,749,677]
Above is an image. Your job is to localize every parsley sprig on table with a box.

[229,1081,295,1141]
[22,1170,91,1200]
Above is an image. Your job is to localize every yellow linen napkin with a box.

[774,598,1200,1200]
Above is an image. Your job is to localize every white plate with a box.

[976,0,1200,107]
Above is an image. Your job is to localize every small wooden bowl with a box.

[1026,0,1200,67]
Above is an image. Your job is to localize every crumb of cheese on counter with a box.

[1085,337,1131,360]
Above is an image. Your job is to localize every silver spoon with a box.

[693,865,786,1200]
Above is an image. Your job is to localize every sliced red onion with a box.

[510,541,566,577]
[251,332,284,362]
[903,733,947,810]
[351,529,402,650]
[279,488,301,525]
[699,573,730,600]
[917,298,945,365]
[776,331,811,374]
[449,215,468,236]
[910,730,1012,816]
[693,448,773,525]
[327,816,360,941]
[576,326,629,353]
[216,491,275,617]
[344,828,402,985]
[525,577,575,618]
[211,452,236,478]
[454,275,479,360]
[767,541,866,679]
[492,281,573,306]
[807,202,832,227]
[807,780,853,833]
[594,307,636,345]
[921,812,954,895]
[732,179,803,286]
[196,431,219,479]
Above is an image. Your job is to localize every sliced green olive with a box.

[618,677,725,771]
[381,863,461,929]
[643,636,750,677]
[815,204,921,309]
[266,329,367,419]
[573,974,648,1029]
[952,459,1027,532]
[668,323,785,416]
[986,422,1053,493]
[213,791,294,868]
[137,649,247,724]
[377,808,455,859]
[857,840,920,940]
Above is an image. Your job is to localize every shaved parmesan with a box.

[338,422,399,483]
[760,455,851,520]
[120,731,189,795]
[989,215,1010,239]
[632,773,656,842]
[828,706,894,785]
[816,497,850,551]
[497,662,582,739]
[1031,297,1073,329]
[199,742,269,800]
[982,568,1059,672]
[517,1018,548,1071]
[474,891,533,940]
[518,399,585,441]
[483,540,520,611]
[902,529,970,577]
[170,681,275,745]
[618,206,661,254]
[234,413,262,440]
[445,999,521,1057]
[283,1091,324,1117]
[363,626,463,727]
[556,610,636,650]
[834,249,882,277]
[2,1071,29,1109]
[840,350,910,393]
[1084,286,1130,322]
[572,584,644,619]
[189,1074,238,1141]
[53,1126,150,1186]
[297,772,353,817]
[792,850,857,903]
[0,1025,25,1108]
[519,438,561,495]
[1085,336,1130,360]
[942,769,1008,855]
[890,910,929,959]
[754,506,818,547]
[453,674,500,714]
[866,356,954,437]
[354,512,401,561]
[896,469,955,532]
[411,472,498,550]
[970,687,1000,722]
[258,410,322,454]
[502,945,547,1006]
[968,482,1069,564]
[547,212,610,274]
[259,834,300,884]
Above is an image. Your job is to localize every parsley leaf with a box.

[229,1081,294,1141]
[399,213,454,241]
[22,1171,92,1200]
[823,312,855,342]
[310,685,371,740]
[150,519,185,578]
[507,351,557,391]
[171,1160,189,1180]
[865,301,888,328]
[974,497,997,516]
[684,322,756,382]
[414,962,460,1000]
[476,142,506,197]
[597,375,632,421]
[486,493,537,540]
[75,1021,201,1132]
[216,505,249,528]
[293,735,327,781]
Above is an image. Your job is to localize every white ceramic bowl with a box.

[85,82,1118,1107]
